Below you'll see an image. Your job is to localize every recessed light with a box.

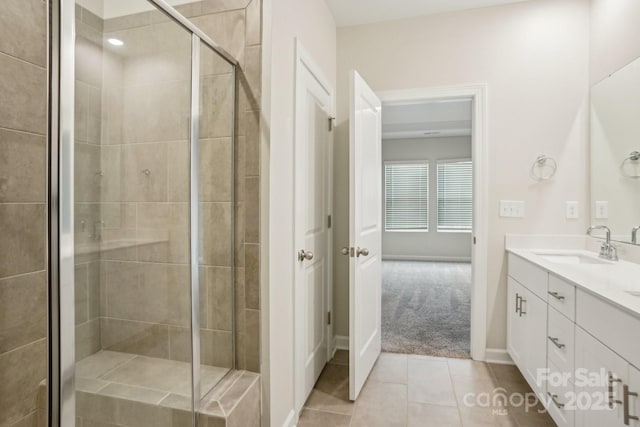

[107,38,124,46]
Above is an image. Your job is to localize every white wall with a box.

[589,0,640,85]
[382,137,472,261]
[266,0,336,425]
[333,0,590,346]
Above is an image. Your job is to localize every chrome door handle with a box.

[356,247,369,257]
[548,291,565,301]
[548,392,565,409]
[298,250,314,261]
[624,384,639,425]
[340,247,350,256]
[548,336,565,349]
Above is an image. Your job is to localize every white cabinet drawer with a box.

[548,274,576,321]
[546,360,575,427]
[508,253,548,301]
[548,306,575,376]
[576,289,640,370]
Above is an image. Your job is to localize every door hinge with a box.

[328,117,335,131]
[327,311,332,325]
[473,236,477,245]
[327,215,332,228]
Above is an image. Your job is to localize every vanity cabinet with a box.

[507,277,548,397]
[507,253,640,427]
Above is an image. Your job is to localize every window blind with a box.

[437,160,473,231]
[384,162,429,231]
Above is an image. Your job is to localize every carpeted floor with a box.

[381,260,471,359]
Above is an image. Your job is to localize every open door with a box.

[348,70,382,400]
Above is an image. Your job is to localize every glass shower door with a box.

[72,1,195,425]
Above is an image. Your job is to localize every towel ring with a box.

[530,155,557,181]
[621,151,640,179]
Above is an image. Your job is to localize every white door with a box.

[348,70,382,400]
[294,44,333,412]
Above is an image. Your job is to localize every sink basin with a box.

[535,253,610,265]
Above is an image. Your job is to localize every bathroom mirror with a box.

[590,55,640,245]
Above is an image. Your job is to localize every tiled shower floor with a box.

[75,350,230,404]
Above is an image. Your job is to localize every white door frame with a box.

[292,39,335,414]
[377,84,488,361]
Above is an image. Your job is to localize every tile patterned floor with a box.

[299,351,557,427]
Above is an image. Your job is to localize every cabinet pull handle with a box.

[548,392,565,409]
[548,336,565,349]
[515,294,521,314]
[548,291,565,301]
[624,384,639,425]
[519,297,527,317]
[609,372,623,408]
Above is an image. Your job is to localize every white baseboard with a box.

[333,335,349,351]
[282,409,296,427]
[382,255,472,263]
[485,348,514,365]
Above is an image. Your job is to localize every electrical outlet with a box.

[566,201,579,219]
[500,200,525,218]
[595,201,609,219]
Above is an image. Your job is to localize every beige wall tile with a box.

[200,74,235,139]
[121,143,168,202]
[243,46,262,109]
[202,203,233,266]
[191,10,246,65]
[136,203,189,264]
[201,329,234,368]
[101,318,169,359]
[245,0,262,47]
[200,138,233,202]
[75,263,89,325]
[201,0,251,16]
[0,271,46,354]
[244,308,260,372]
[0,53,46,134]
[0,128,45,203]
[244,244,259,309]
[207,267,233,330]
[167,141,189,202]
[0,0,46,66]
[245,177,260,243]
[76,318,101,360]
[105,261,190,326]
[0,339,46,426]
[75,142,102,202]
[244,109,260,177]
[0,204,45,278]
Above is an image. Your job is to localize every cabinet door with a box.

[521,287,548,396]
[507,278,525,366]
[575,327,627,427]
[628,365,640,427]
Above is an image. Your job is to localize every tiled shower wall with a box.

[0,1,48,426]
[74,0,263,372]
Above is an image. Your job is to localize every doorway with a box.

[381,98,473,358]
[377,85,488,362]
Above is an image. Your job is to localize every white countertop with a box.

[506,247,640,318]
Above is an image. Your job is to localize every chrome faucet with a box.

[587,225,618,261]
[632,225,640,245]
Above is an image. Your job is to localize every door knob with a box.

[298,250,314,261]
[340,247,350,256]
[357,247,369,257]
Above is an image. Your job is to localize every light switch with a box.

[566,201,579,219]
[500,200,525,218]
[595,201,609,219]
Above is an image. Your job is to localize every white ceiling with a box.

[382,99,472,140]
[326,0,531,27]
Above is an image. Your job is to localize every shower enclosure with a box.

[50,0,237,425]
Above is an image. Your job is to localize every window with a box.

[437,160,473,231]
[384,162,429,231]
